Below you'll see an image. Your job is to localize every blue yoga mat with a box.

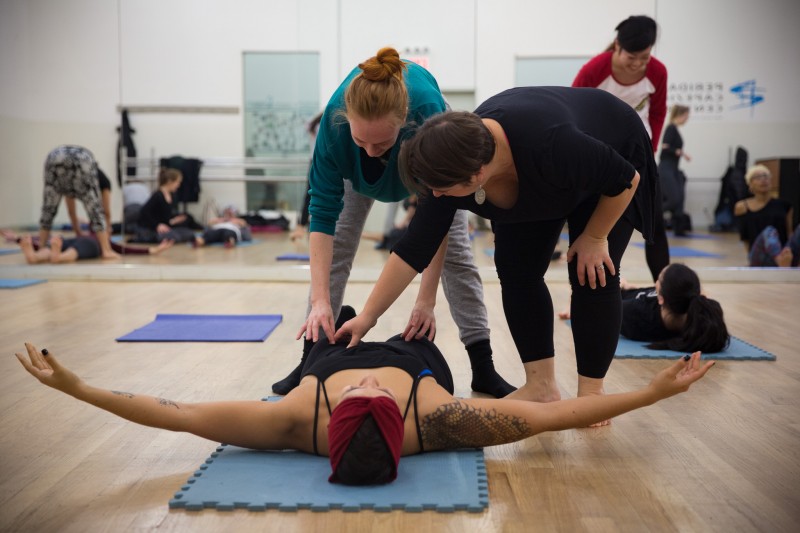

[614,334,776,360]
[169,444,488,512]
[276,253,310,261]
[0,248,20,255]
[631,243,723,258]
[564,320,775,360]
[116,314,282,342]
[0,279,47,289]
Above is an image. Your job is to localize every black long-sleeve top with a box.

[393,87,658,272]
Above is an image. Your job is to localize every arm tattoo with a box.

[111,391,135,399]
[158,398,180,409]
[420,400,530,450]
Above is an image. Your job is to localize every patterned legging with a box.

[39,146,106,233]
[749,225,800,266]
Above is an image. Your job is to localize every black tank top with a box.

[301,337,454,455]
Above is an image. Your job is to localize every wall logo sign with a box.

[730,79,766,111]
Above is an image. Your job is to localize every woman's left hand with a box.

[402,302,436,341]
[334,314,377,348]
[566,232,614,289]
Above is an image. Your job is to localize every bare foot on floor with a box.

[19,235,38,264]
[505,382,562,403]
[775,247,793,268]
[49,235,63,263]
[578,376,610,427]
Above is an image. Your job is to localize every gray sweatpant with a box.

[308,179,490,347]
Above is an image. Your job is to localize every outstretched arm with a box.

[15,343,299,451]
[420,353,714,450]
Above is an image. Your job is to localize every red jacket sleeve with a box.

[646,58,668,153]
[572,52,611,88]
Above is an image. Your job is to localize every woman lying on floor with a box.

[16,336,712,486]
[13,233,173,264]
[560,263,730,354]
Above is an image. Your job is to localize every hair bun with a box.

[359,47,404,82]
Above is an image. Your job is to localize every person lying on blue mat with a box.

[560,263,729,354]
[16,338,713,487]
[619,263,729,353]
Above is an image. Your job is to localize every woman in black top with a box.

[620,263,729,353]
[336,87,660,424]
[734,165,799,267]
[659,105,691,235]
[135,168,196,244]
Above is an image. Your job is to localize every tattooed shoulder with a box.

[420,400,530,450]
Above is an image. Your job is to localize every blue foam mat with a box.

[276,253,310,261]
[0,248,20,255]
[169,444,488,512]
[631,243,723,258]
[564,320,775,360]
[614,334,776,360]
[116,314,282,342]
[0,279,47,289]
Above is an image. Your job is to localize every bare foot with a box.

[19,235,40,264]
[578,375,610,427]
[506,358,563,402]
[2,229,18,243]
[101,250,121,260]
[193,236,205,248]
[775,247,793,268]
[151,239,174,255]
[289,226,306,241]
[505,382,562,402]
[50,235,63,263]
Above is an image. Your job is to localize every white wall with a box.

[1,0,799,230]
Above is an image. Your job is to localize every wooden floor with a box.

[1,230,799,532]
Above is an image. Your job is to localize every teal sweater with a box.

[308,62,446,235]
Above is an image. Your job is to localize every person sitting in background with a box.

[194,205,252,248]
[134,168,197,244]
[734,165,799,267]
[619,263,729,353]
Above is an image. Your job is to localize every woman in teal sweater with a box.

[273,47,513,399]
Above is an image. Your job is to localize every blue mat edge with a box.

[614,335,777,361]
[0,278,47,288]
[167,445,488,513]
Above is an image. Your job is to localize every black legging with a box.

[494,197,635,379]
[645,204,670,281]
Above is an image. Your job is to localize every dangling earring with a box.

[474,184,486,205]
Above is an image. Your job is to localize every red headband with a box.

[328,396,404,483]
